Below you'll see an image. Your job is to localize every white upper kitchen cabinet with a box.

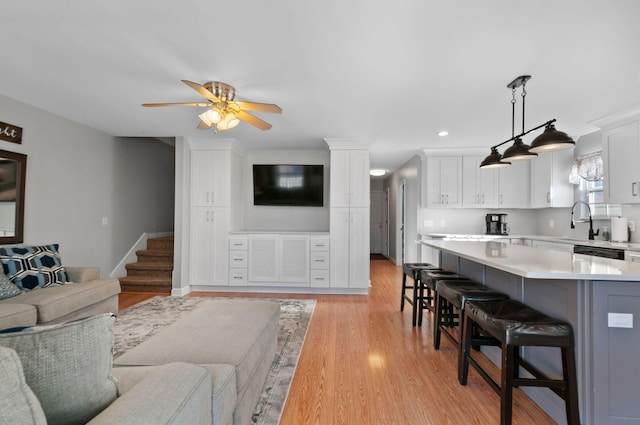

[426,156,462,208]
[591,107,640,204]
[530,149,574,208]
[329,149,370,208]
[498,160,530,208]
[462,156,498,207]
[603,120,640,204]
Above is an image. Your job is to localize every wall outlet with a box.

[101,217,109,226]
[440,219,446,227]
[629,220,635,232]
[549,219,555,228]
[424,220,434,228]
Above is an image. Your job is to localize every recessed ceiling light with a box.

[369,169,386,177]
[438,131,449,137]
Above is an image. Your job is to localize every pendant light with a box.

[479,75,574,169]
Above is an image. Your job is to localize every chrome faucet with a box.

[571,201,599,240]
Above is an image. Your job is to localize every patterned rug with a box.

[113,296,316,425]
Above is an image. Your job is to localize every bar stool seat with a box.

[460,299,580,425]
[400,263,441,326]
[417,270,463,326]
[434,280,508,350]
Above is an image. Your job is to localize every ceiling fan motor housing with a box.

[204,82,235,102]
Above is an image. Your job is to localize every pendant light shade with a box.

[501,137,538,162]
[480,148,511,169]
[529,123,575,153]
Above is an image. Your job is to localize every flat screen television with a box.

[253,164,324,207]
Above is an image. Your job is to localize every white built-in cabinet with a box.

[188,145,243,288]
[330,208,369,288]
[326,139,371,290]
[530,149,574,208]
[248,234,310,284]
[463,156,498,207]
[426,156,462,207]
[329,149,370,208]
[190,208,229,286]
[602,119,640,204]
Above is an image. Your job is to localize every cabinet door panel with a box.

[189,208,212,285]
[281,236,310,282]
[349,208,370,288]
[248,236,278,281]
[330,150,350,207]
[605,121,640,204]
[349,150,370,207]
[499,161,529,208]
[191,151,230,206]
[330,209,350,288]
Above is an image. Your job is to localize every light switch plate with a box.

[608,313,633,328]
[424,220,434,228]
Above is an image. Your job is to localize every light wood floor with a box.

[118,258,557,425]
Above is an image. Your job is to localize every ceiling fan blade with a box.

[197,120,212,130]
[142,102,211,107]
[237,110,272,130]
[234,101,282,114]
[181,80,221,103]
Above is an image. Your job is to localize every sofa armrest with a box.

[87,363,212,425]
[65,267,100,283]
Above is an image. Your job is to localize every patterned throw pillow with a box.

[0,244,68,290]
[0,267,21,300]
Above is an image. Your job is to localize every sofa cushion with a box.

[0,304,37,330]
[0,346,47,425]
[0,268,21,300]
[0,278,120,323]
[0,314,118,425]
[0,244,68,290]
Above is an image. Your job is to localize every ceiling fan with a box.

[142,80,282,132]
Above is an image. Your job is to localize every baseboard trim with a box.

[189,285,369,295]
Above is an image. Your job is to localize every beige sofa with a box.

[0,266,121,330]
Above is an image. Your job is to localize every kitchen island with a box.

[418,239,640,425]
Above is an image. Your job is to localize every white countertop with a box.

[419,239,640,281]
[419,233,640,251]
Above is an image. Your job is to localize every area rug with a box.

[113,296,316,425]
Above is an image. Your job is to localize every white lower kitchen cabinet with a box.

[330,208,369,288]
[190,207,229,286]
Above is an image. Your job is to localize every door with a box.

[370,191,383,253]
[397,179,406,266]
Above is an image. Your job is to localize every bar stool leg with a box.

[411,273,419,326]
[459,308,474,385]
[500,344,516,425]
[418,280,425,327]
[562,347,581,425]
[434,293,444,349]
[400,272,407,311]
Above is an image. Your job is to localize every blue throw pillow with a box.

[0,244,68,290]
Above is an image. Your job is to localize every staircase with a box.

[119,236,173,293]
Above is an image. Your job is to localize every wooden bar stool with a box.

[400,263,441,326]
[417,270,464,327]
[434,280,508,350]
[460,299,580,425]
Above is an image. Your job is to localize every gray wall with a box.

[0,95,175,276]
[242,149,330,232]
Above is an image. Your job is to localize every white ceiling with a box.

[2,0,640,173]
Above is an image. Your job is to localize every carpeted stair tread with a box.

[126,263,173,271]
[146,236,174,251]
[119,276,172,293]
[135,249,173,263]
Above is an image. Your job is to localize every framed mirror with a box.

[0,149,27,244]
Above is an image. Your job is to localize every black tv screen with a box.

[253,164,324,207]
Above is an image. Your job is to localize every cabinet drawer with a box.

[229,236,248,250]
[310,251,330,269]
[310,269,330,287]
[310,237,330,251]
[229,250,248,268]
[229,269,248,285]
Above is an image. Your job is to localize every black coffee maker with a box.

[486,213,508,235]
